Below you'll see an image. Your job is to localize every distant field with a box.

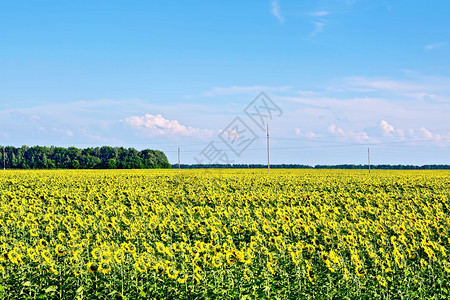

[0,169,449,299]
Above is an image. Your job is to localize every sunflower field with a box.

[0,169,449,299]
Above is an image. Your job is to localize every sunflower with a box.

[307,266,316,282]
[154,262,165,274]
[292,225,301,235]
[377,275,387,287]
[69,230,81,240]
[225,252,236,265]
[100,251,112,262]
[212,254,223,268]
[114,249,125,264]
[41,249,52,262]
[161,233,170,242]
[320,251,329,264]
[266,261,275,275]
[249,241,259,252]
[100,260,111,274]
[126,243,137,253]
[45,262,59,275]
[305,244,315,254]
[199,226,207,235]
[194,265,204,280]
[27,248,40,263]
[262,224,272,234]
[182,233,188,242]
[55,244,66,257]
[261,246,269,255]
[343,267,350,281]
[87,262,99,273]
[189,246,200,257]
[166,266,179,279]
[155,242,165,254]
[69,256,80,266]
[243,268,253,280]
[222,242,231,253]
[420,258,428,270]
[443,260,450,273]
[39,239,48,248]
[58,232,66,243]
[211,231,219,241]
[140,252,152,267]
[7,250,21,265]
[329,250,340,265]
[135,261,148,273]
[95,238,103,248]
[177,271,188,284]
[30,227,39,237]
[91,247,101,260]
[242,250,253,265]
[355,266,366,277]
[200,253,210,266]
[289,249,298,264]
[171,242,179,253]
[191,255,202,267]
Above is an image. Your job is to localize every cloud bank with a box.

[125,114,213,138]
[271,1,284,23]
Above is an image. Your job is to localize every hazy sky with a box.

[1,0,449,165]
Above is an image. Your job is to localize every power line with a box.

[267,124,270,173]
[178,147,180,172]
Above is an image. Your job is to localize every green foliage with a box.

[0,146,170,169]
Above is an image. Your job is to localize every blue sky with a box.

[1,0,449,165]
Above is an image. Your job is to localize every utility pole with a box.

[3,146,5,171]
[368,147,371,174]
[178,147,180,172]
[267,124,270,173]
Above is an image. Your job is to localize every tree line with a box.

[0,146,171,169]
[173,164,450,170]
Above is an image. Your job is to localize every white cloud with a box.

[379,120,405,138]
[337,76,450,103]
[311,21,326,36]
[328,123,369,142]
[380,120,395,136]
[399,92,439,101]
[53,128,74,137]
[302,1,360,37]
[203,85,291,96]
[125,114,213,138]
[396,128,405,139]
[310,11,330,17]
[424,42,447,51]
[345,77,423,93]
[343,76,450,97]
[296,89,317,96]
[377,121,449,142]
[328,123,344,135]
[295,128,322,138]
[271,1,284,23]
[419,127,442,141]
